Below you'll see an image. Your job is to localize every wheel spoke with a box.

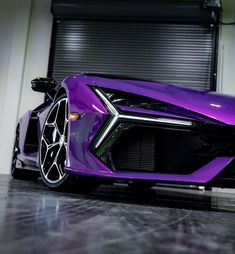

[63,121,68,136]
[48,142,60,150]
[64,142,67,150]
[57,164,64,178]
[56,100,66,134]
[55,122,62,136]
[54,145,62,161]
[64,99,68,124]
[41,136,48,146]
[42,138,60,174]
[42,149,48,166]
[47,104,59,124]
[45,122,54,127]
[55,101,61,122]
[45,163,54,178]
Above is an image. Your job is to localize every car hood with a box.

[83,75,235,126]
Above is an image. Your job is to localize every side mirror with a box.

[31,78,57,93]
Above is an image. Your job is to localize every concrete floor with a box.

[0,175,235,253]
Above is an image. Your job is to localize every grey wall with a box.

[217,0,235,94]
[0,0,52,174]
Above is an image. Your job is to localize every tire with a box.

[39,94,100,193]
[11,126,38,180]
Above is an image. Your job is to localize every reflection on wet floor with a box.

[0,175,235,254]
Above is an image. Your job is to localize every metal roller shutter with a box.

[51,20,215,90]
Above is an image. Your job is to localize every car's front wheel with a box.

[39,95,100,192]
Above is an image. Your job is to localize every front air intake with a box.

[112,128,156,172]
[110,126,226,175]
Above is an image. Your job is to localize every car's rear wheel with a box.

[12,126,38,180]
[39,95,100,192]
[11,126,23,178]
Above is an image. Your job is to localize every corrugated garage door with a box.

[51,20,215,90]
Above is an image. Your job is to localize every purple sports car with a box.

[11,73,235,191]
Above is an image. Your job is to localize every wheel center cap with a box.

[59,135,65,146]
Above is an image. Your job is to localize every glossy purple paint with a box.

[65,157,234,184]
[85,75,235,125]
[18,73,235,184]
